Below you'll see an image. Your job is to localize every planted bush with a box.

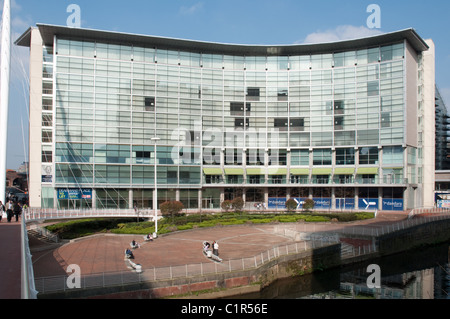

[160,201,184,218]
[285,198,298,212]
[231,197,245,213]
[303,199,315,211]
[221,200,233,212]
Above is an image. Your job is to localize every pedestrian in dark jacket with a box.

[0,201,5,222]
[6,200,13,222]
[13,202,22,222]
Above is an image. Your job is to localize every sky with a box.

[2,0,450,169]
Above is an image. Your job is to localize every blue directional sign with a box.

[358,198,379,210]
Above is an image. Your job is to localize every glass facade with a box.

[31,29,426,211]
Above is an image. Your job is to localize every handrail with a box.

[21,215,38,299]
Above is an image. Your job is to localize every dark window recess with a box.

[136,151,151,159]
[381,113,391,128]
[334,100,344,114]
[274,118,304,131]
[247,87,260,100]
[278,89,288,101]
[145,97,155,111]
[249,175,261,184]
[235,118,249,128]
[290,118,304,131]
[274,118,289,129]
[230,102,251,116]
[167,171,178,183]
[334,116,344,129]
[42,151,52,163]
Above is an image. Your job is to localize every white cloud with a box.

[300,25,384,44]
[179,2,204,15]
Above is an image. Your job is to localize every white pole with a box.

[0,0,11,204]
[152,137,160,235]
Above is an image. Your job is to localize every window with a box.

[359,147,379,165]
[367,81,379,96]
[290,118,305,131]
[42,130,53,143]
[274,118,304,131]
[248,175,262,184]
[42,114,53,127]
[225,149,243,165]
[42,149,52,163]
[334,116,344,129]
[334,100,344,114]
[381,112,391,128]
[230,102,251,116]
[274,118,289,130]
[313,149,332,166]
[145,97,155,111]
[336,148,355,165]
[278,88,288,101]
[247,87,260,100]
[291,149,309,166]
[235,118,249,128]
[271,175,284,184]
[205,175,223,184]
[383,146,403,165]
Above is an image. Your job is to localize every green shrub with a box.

[303,199,315,211]
[160,201,184,217]
[285,199,298,212]
[221,200,233,212]
[231,197,245,212]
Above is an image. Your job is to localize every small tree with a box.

[303,198,315,212]
[285,198,298,212]
[221,200,233,212]
[231,197,245,213]
[160,201,184,222]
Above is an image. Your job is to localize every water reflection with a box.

[231,243,450,299]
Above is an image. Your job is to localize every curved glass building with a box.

[16,25,436,212]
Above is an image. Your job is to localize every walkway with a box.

[1,211,411,298]
[30,212,409,278]
[0,220,22,299]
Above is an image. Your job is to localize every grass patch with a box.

[46,212,375,239]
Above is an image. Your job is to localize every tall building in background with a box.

[435,87,450,170]
[15,25,436,212]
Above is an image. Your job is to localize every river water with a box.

[233,242,450,299]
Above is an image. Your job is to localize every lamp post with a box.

[151,137,160,236]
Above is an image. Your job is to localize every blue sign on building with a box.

[335,198,355,210]
[312,198,332,209]
[382,199,403,211]
[58,189,92,200]
[358,198,379,210]
[268,198,287,209]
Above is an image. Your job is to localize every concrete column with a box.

[129,189,133,209]
[421,40,436,209]
[92,189,97,209]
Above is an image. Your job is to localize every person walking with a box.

[6,200,13,222]
[13,201,22,222]
[213,241,219,257]
[0,201,5,222]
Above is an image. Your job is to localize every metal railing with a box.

[34,239,336,295]
[25,208,158,222]
[30,207,450,295]
[21,216,38,299]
